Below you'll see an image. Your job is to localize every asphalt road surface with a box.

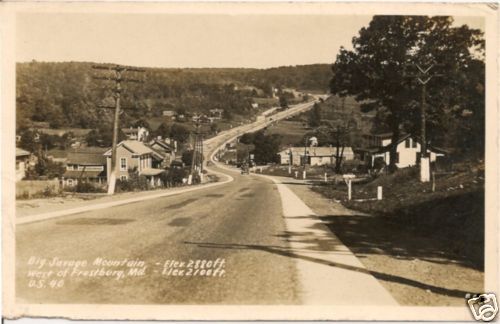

[17,163,303,305]
[15,99,321,305]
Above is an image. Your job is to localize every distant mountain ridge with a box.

[16,61,332,129]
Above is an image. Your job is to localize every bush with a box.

[116,170,150,192]
[161,167,188,187]
[75,181,105,193]
[373,157,386,171]
[341,160,368,174]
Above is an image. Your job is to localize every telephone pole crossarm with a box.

[92,63,145,194]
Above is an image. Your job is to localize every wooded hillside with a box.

[16,61,331,130]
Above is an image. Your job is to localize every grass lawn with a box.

[313,165,484,268]
[265,120,311,147]
[310,163,485,305]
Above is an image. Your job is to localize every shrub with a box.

[75,181,105,193]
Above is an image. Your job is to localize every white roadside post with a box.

[294,171,298,178]
[324,173,328,183]
[302,171,306,180]
[420,157,430,182]
[377,186,383,200]
[187,174,193,185]
[343,174,356,201]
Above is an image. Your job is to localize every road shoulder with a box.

[281,178,483,306]
[261,175,397,305]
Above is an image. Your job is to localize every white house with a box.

[122,127,149,142]
[278,146,355,166]
[356,133,447,169]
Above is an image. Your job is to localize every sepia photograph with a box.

[1,2,498,322]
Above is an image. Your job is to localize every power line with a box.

[404,62,443,182]
[92,64,145,194]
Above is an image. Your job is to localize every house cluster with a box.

[356,133,447,169]
[279,146,355,166]
[61,136,176,188]
[278,133,447,169]
[161,109,225,124]
[16,127,177,188]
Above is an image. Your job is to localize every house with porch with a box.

[278,146,355,166]
[63,148,108,187]
[356,133,447,169]
[104,140,165,187]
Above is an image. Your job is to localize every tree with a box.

[85,125,126,147]
[306,122,353,173]
[154,122,171,139]
[331,16,484,171]
[251,131,281,164]
[133,118,150,129]
[170,123,191,143]
[279,96,289,109]
[210,123,219,134]
[308,103,322,127]
[239,132,254,145]
[19,130,38,152]
[181,150,194,166]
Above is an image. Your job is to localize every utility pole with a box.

[405,62,442,183]
[189,114,206,184]
[92,64,144,194]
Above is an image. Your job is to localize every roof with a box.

[149,139,173,152]
[63,170,105,179]
[279,146,354,157]
[148,146,167,160]
[16,148,30,157]
[104,140,153,156]
[140,168,165,176]
[359,134,448,155]
[67,151,107,165]
[428,145,451,154]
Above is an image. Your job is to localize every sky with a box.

[16,13,485,69]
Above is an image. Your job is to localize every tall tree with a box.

[308,103,322,127]
[331,16,484,170]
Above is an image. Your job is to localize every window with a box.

[405,139,410,148]
[412,139,417,148]
[394,152,400,164]
[120,158,127,171]
[120,175,128,181]
[68,179,73,186]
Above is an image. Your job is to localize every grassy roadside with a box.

[306,163,484,305]
[312,165,485,269]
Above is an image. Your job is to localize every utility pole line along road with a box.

[92,64,145,194]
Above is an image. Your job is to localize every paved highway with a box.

[16,99,321,304]
[16,168,299,304]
